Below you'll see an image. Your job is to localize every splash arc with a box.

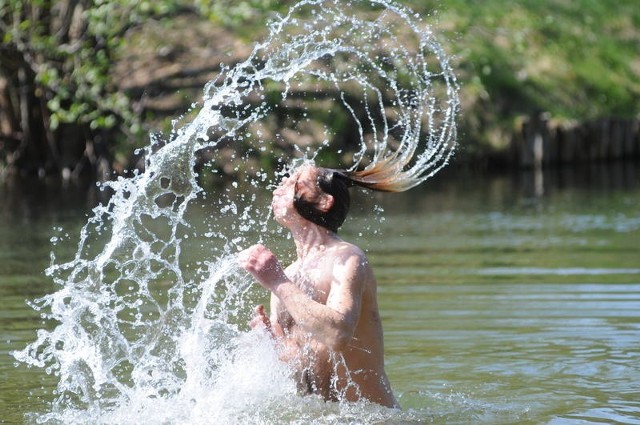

[13,0,458,422]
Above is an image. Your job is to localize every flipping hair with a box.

[293,169,351,233]
[293,161,417,233]
[293,130,449,233]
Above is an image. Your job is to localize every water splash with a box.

[13,0,458,422]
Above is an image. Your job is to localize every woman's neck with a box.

[290,223,340,260]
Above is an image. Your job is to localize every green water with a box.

[1,165,639,424]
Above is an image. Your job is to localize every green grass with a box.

[209,0,639,121]
[449,2,637,107]
[129,0,640,155]
[391,0,640,147]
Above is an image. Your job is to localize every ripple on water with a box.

[381,277,640,424]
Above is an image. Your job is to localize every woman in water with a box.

[239,164,405,408]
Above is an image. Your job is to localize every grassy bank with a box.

[142,0,640,161]
[3,1,638,178]
[424,0,640,154]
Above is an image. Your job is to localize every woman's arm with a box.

[239,243,365,351]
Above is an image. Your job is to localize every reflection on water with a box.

[0,176,102,221]
[1,163,639,423]
[516,161,639,201]
[2,162,638,223]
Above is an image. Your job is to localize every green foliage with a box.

[196,0,290,28]
[429,0,640,120]
[2,0,639,175]
[1,0,184,139]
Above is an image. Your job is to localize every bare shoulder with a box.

[329,239,366,260]
[326,240,373,279]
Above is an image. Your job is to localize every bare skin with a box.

[238,166,398,408]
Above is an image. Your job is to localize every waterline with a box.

[477,267,640,276]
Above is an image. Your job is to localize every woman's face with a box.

[271,166,318,226]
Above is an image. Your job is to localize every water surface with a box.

[1,165,639,423]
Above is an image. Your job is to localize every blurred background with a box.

[1,0,639,182]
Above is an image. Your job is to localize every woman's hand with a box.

[238,244,289,291]
[250,304,271,330]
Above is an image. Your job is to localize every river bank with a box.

[2,1,639,180]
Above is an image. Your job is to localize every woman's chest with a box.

[288,261,332,303]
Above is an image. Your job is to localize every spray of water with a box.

[13,0,458,422]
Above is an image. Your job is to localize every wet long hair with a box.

[293,162,412,233]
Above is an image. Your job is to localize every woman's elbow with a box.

[325,327,354,351]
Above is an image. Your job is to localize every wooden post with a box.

[628,119,640,158]
[610,118,624,160]
[557,122,578,164]
[520,111,551,168]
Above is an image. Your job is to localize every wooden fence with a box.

[512,113,640,168]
